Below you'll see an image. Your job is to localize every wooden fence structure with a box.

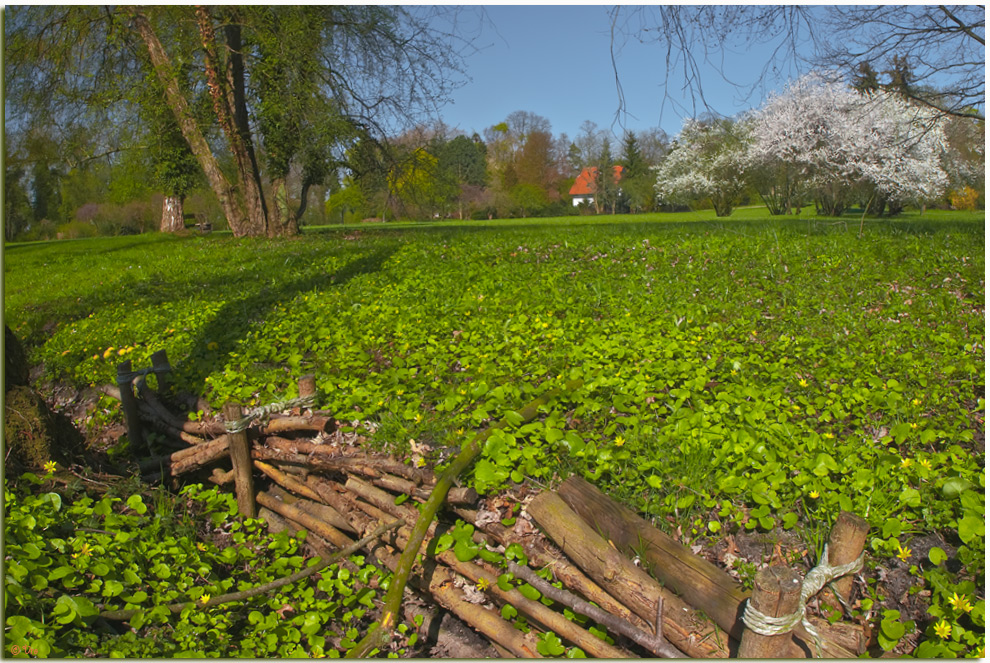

[112,353,871,658]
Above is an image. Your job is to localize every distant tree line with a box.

[655,71,984,219]
[3,6,984,241]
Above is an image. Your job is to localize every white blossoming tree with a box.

[745,72,949,218]
[654,117,749,217]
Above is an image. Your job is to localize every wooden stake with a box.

[116,361,146,453]
[737,567,803,659]
[820,511,869,614]
[223,402,256,518]
[298,374,316,399]
[150,349,171,393]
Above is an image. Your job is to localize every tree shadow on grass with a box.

[174,244,400,396]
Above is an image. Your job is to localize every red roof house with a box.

[569,165,625,206]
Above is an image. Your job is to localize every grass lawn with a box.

[3,208,985,656]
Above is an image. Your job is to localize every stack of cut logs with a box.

[119,366,871,658]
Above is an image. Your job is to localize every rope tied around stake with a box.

[116,364,172,385]
[224,394,318,434]
[742,544,865,657]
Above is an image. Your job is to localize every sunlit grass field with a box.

[4,208,985,654]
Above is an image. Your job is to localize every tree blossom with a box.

[745,72,949,216]
[655,117,749,217]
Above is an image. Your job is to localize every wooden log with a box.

[254,460,323,502]
[344,476,422,524]
[455,507,653,634]
[256,491,353,549]
[266,485,357,535]
[806,616,866,655]
[373,472,478,506]
[527,491,729,658]
[257,441,433,484]
[507,560,684,658]
[298,374,316,399]
[116,362,146,453]
[209,467,235,485]
[820,511,869,614]
[260,415,334,436]
[558,476,749,639]
[170,435,230,475]
[365,543,542,658]
[738,567,803,659]
[440,554,635,659]
[224,402,256,518]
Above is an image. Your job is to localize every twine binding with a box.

[741,544,865,657]
[224,394,318,434]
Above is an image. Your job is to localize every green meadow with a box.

[3,209,985,656]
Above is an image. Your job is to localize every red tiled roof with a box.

[569,166,624,196]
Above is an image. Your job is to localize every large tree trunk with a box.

[128,10,252,236]
[270,176,302,237]
[194,7,269,238]
[160,194,185,233]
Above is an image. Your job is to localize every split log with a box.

[456,507,652,634]
[527,491,730,658]
[558,476,749,639]
[738,567,803,659]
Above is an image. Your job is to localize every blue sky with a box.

[435,5,814,141]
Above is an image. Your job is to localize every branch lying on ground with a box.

[508,561,686,658]
[98,518,402,622]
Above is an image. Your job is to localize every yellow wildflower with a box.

[103,347,115,359]
[809,490,820,499]
[196,542,207,552]
[949,592,973,613]
[910,422,918,430]
[43,460,57,474]
[912,398,922,406]
[414,413,423,424]
[799,379,808,387]
[919,458,932,470]
[896,543,911,562]
[476,577,490,592]
[207,341,219,351]
[934,620,951,639]
[200,594,211,605]
[900,458,913,469]
[614,436,625,447]
[72,543,92,559]
[823,432,835,440]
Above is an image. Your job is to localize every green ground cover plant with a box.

[4,209,984,656]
